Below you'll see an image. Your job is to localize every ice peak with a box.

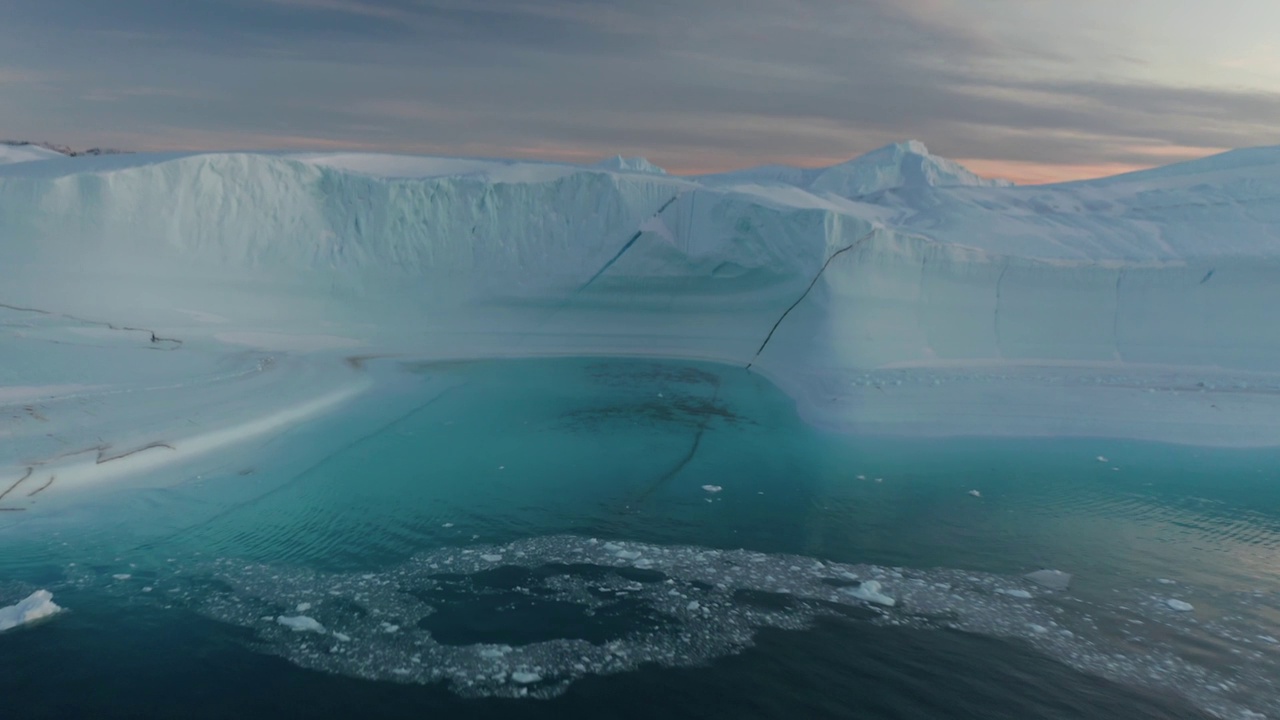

[868,140,931,157]
[806,140,1011,196]
[593,155,667,175]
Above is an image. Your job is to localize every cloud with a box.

[2,0,1278,181]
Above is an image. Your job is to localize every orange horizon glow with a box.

[116,130,1234,186]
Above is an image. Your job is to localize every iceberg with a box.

[1,141,1280,507]
[0,590,63,632]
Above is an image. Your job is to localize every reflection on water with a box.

[2,357,1279,719]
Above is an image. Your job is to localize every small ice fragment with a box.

[1025,569,1072,590]
[1096,456,1108,463]
[998,589,1033,599]
[481,554,503,563]
[968,490,981,498]
[1166,599,1194,612]
[0,590,63,632]
[702,485,722,493]
[112,574,131,581]
[874,478,883,483]
[381,623,400,633]
[602,542,622,551]
[657,393,664,398]
[856,475,866,480]
[1156,578,1175,585]
[686,601,700,611]
[142,587,153,593]
[295,602,312,612]
[442,523,454,528]
[277,615,325,633]
[847,580,895,607]
[512,671,541,684]
[1028,624,1049,634]
[333,632,351,642]
[616,550,642,560]
[498,466,505,470]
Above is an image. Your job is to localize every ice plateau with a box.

[2,140,1280,504]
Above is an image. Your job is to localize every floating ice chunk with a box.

[856,475,866,480]
[874,478,883,483]
[968,490,981,498]
[480,554,503,563]
[277,615,325,633]
[512,671,541,684]
[381,623,400,633]
[112,574,131,580]
[701,485,722,493]
[1029,624,1049,634]
[1166,599,1194,612]
[616,550,643,561]
[442,523,454,528]
[0,590,63,632]
[847,580,895,607]
[686,601,700,611]
[1025,569,1072,590]
[1157,578,1175,585]
[1096,456,1108,463]
[333,632,351,642]
[997,589,1033,599]
[296,602,312,612]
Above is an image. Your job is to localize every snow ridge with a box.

[699,140,1012,196]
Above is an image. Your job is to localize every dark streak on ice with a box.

[747,230,877,370]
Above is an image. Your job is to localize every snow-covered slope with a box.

[593,155,667,175]
[699,141,1012,196]
[2,143,1280,507]
[0,142,67,165]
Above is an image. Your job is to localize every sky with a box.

[1,0,1278,184]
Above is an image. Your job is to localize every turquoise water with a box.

[3,357,1279,718]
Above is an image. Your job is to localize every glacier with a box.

[2,140,1280,509]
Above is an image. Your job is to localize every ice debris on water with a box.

[1024,569,1072,591]
[702,485,722,493]
[1096,456,1109,463]
[101,534,1280,719]
[997,589,1033,599]
[968,490,981,498]
[0,590,63,632]
[1166,599,1194,612]
[846,580,896,607]
[277,615,325,633]
[511,672,542,684]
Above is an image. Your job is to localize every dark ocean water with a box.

[2,357,1277,719]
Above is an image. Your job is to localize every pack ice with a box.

[2,140,1280,506]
